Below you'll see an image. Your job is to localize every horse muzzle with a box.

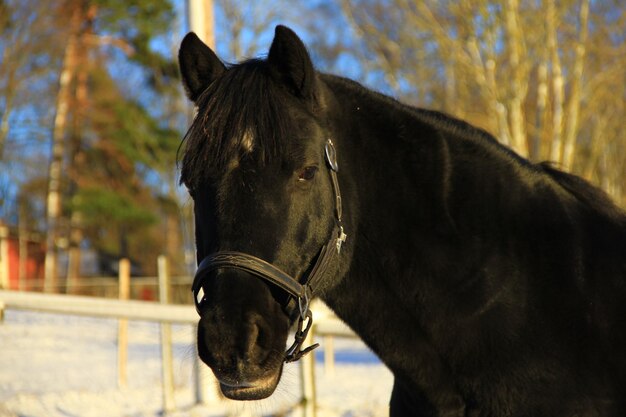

[217,369,283,400]
[195,269,290,398]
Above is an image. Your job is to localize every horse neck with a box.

[324,75,555,322]
[321,76,626,399]
[329,78,532,259]
[328,75,625,310]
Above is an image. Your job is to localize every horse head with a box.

[178,26,348,400]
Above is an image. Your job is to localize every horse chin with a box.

[218,369,282,401]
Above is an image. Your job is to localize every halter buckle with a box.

[336,226,347,254]
[285,308,319,363]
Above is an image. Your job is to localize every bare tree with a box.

[341,0,625,206]
[0,0,62,162]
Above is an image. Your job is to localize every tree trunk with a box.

[44,3,83,293]
[504,0,528,156]
[0,45,17,161]
[532,57,548,161]
[188,0,215,49]
[66,4,96,294]
[562,0,590,171]
[547,0,565,163]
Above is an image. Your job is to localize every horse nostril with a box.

[244,315,276,362]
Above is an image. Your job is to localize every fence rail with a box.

[6,276,193,304]
[0,287,355,417]
[0,289,197,323]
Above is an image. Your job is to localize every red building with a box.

[0,224,45,290]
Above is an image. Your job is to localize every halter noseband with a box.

[192,139,347,363]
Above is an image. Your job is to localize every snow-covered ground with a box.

[0,310,393,417]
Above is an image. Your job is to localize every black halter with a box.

[192,139,347,363]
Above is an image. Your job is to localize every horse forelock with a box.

[179,58,294,189]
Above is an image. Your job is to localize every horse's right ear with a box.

[268,25,317,100]
[178,32,225,103]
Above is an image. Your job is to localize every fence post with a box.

[117,258,130,388]
[193,328,221,405]
[324,336,335,376]
[298,323,317,417]
[0,225,9,290]
[158,255,176,413]
[17,221,28,291]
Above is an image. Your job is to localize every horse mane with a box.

[539,162,626,224]
[322,74,530,166]
[179,59,292,189]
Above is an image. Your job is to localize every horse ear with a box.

[178,32,225,103]
[268,25,317,99]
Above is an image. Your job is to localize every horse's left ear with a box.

[268,25,317,100]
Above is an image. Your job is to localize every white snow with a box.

[0,310,393,417]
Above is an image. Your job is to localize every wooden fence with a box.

[0,257,354,417]
[5,275,193,303]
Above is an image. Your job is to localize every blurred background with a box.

[0,0,624,294]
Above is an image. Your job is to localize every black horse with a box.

[178,26,626,416]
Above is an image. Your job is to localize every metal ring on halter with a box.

[325,139,339,172]
[298,287,311,321]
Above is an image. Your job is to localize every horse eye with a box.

[298,166,318,182]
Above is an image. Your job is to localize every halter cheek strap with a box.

[192,139,347,363]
